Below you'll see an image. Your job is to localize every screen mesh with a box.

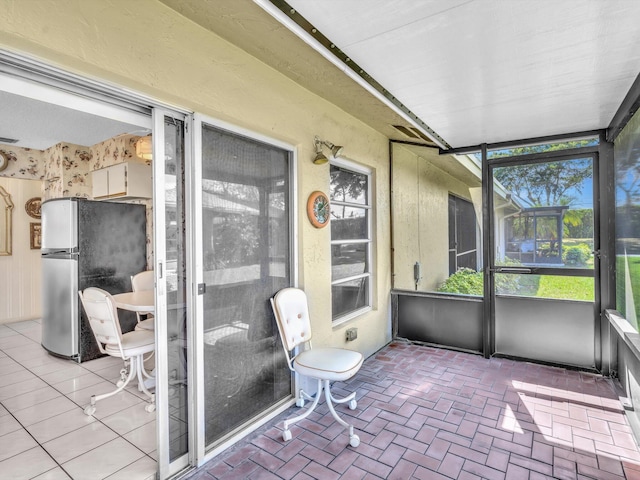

[200,124,292,447]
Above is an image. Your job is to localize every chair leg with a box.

[140,361,154,380]
[138,363,156,393]
[327,386,358,410]
[323,380,360,448]
[296,387,316,407]
[84,355,156,416]
[84,358,137,416]
[281,379,360,447]
[142,350,155,364]
[116,367,127,388]
[133,355,156,412]
[282,378,323,441]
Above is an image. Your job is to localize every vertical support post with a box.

[389,140,396,290]
[481,143,494,358]
[598,132,615,375]
[391,292,398,339]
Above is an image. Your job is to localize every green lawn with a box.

[535,275,594,301]
[498,274,594,301]
[516,239,595,300]
[617,255,640,329]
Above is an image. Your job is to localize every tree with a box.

[329,166,367,218]
[494,159,591,207]
[492,140,594,207]
[564,209,593,238]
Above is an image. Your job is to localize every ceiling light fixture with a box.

[313,136,343,165]
[135,135,153,162]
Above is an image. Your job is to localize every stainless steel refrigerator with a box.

[41,198,147,362]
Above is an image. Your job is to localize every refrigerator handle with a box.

[158,262,163,279]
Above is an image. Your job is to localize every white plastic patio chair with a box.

[78,287,156,415]
[270,287,363,447]
[131,270,154,331]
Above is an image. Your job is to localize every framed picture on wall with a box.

[30,222,41,250]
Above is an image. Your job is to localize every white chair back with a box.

[131,270,154,292]
[131,270,155,330]
[78,287,124,357]
[271,287,313,352]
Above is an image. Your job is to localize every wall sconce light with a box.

[135,135,153,162]
[313,136,343,165]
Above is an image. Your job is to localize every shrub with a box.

[562,244,591,266]
[438,262,521,296]
[437,268,483,295]
[495,271,520,295]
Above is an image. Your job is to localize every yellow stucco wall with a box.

[392,144,474,292]
[0,0,391,355]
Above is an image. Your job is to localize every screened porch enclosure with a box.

[391,138,602,371]
[391,141,485,355]
[503,206,569,265]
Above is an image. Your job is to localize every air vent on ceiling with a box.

[392,125,435,144]
[0,137,19,144]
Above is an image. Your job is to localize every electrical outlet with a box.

[346,327,358,341]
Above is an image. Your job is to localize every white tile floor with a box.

[0,319,157,480]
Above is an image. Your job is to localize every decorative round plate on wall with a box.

[0,151,8,172]
[307,191,330,228]
[25,197,42,219]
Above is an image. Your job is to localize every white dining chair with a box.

[78,287,156,415]
[131,270,154,331]
[270,287,363,447]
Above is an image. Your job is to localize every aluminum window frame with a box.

[329,157,373,324]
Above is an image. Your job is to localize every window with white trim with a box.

[329,160,372,322]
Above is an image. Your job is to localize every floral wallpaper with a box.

[1,135,154,268]
[90,134,140,171]
[0,145,44,180]
[43,142,93,200]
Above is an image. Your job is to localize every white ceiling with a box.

[278,0,640,148]
[6,1,639,152]
[0,91,148,150]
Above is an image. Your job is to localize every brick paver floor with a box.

[186,341,640,479]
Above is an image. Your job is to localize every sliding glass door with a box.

[193,117,294,454]
[153,110,192,478]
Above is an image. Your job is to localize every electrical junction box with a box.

[346,327,358,341]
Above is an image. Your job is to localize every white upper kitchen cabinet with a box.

[92,162,151,200]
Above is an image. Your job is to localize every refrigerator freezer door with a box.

[41,255,79,359]
[41,199,78,251]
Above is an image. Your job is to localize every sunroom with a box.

[1,1,640,479]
